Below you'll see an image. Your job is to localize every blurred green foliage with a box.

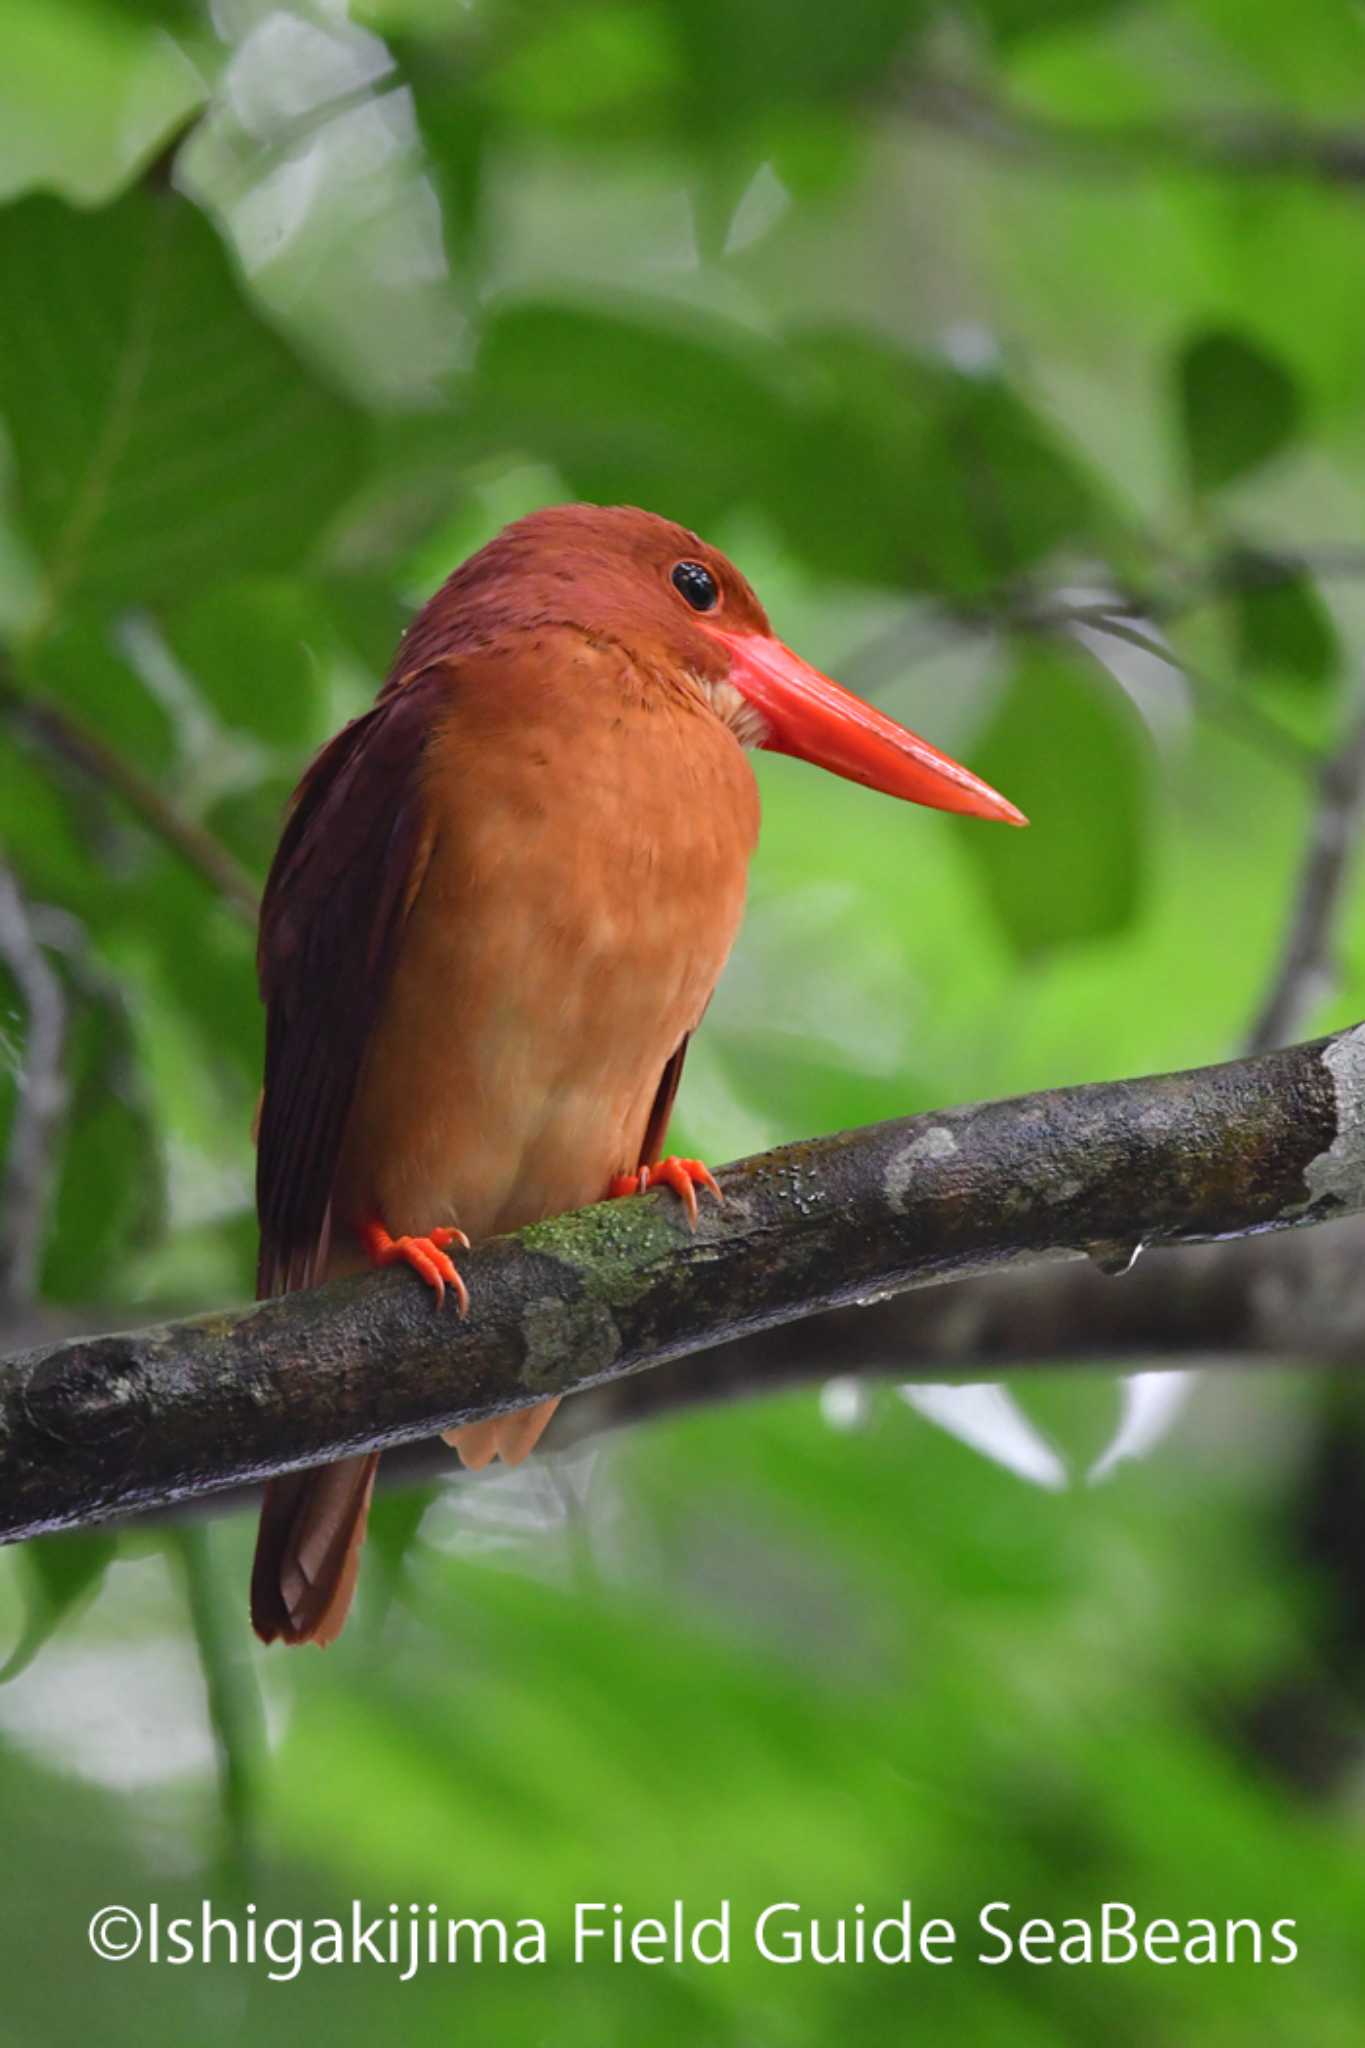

[3,0,1365,2041]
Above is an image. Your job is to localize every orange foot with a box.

[607,1156,722,1229]
[358,1218,470,1313]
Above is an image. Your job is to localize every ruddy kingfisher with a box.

[250,504,1024,1645]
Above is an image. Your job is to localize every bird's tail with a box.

[443,1396,561,1470]
[250,1453,379,1647]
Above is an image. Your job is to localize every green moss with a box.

[182,1310,243,1342]
[517,1197,682,1309]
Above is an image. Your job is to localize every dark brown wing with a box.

[255,671,451,1298]
[639,1033,691,1168]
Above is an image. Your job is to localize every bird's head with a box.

[407,503,1026,827]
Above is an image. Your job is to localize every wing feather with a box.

[255,672,451,1298]
[638,1034,691,1168]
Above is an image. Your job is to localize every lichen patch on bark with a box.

[1306,1024,1365,1213]
[884,1126,960,1213]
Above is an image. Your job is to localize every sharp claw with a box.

[424,1247,469,1313]
[448,1263,471,1317]
[359,1219,470,1314]
[429,1226,471,1252]
[607,1156,720,1228]
[665,1162,700,1226]
[407,1247,444,1303]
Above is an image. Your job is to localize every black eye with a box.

[671,560,719,612]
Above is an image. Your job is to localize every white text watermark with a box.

[86,1900,1300,1982]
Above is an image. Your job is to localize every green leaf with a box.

[960,644,1151,958]
[467,298,793,534]
[164,578,333,750]
[718,1037,940,1140]
[365,1479,442,1629]
[1227,552,1339,689]
[394,39,493,275]
[133,858,262,1086]
[974,0,1123,42]
[21,609,177,776]
[0,725,103,909]
[1176,329,1303,496]
[766,106,866,202]
[1226,550,1340,749]
[40,994,164,1302]
[459,309,1112,595]
[0,0,205,205]
[206,775,299,876]
[103,0,203,20]
[319,571,412,678]
[1174,0,1365,118]
[779,328,1107,592]
[169,1524,266,1880]
[0,1529,118,1684]
[0,188,366,634]
[657,0,925,132]
[488,4,679,135]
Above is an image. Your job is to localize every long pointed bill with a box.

[710,629,1027,826]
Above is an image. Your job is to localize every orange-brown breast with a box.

[329,636,760,1263]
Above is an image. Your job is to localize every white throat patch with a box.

[696,675,771,750]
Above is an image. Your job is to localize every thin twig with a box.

[1246,702,1365,1053]
[1037,606,1322,776]
[838,571,1324,779]
[0,866,68,1306]
[1021,547,1365,633]
[903,73,1365,188]
[0,665,259,925]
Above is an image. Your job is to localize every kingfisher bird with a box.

[250,504,1024,1645]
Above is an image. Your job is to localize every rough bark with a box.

[5,1022,1365,1543]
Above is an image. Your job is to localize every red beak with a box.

[710,629,1027,826]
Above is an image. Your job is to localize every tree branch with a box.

[0,663,259,926]
[840,547,1365,784]
[903,73,1365,187]
[1246,702,1365,1053]
[12,1210,1356,1527]
[5,1024,1365,1543]
[0,866,68,1307]
[516,1212,1365,1457]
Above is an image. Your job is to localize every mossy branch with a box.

[5,1022,1365,1543]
